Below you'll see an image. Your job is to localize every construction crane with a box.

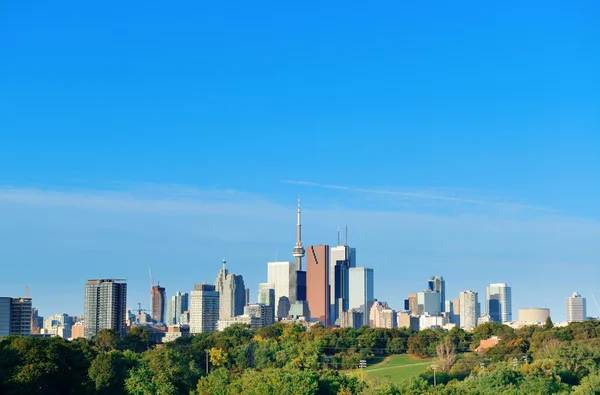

[148,267,154,287]
[25,285,30,298]
[136,302,150,316]
[592,294,600,316]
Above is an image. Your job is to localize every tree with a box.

[544,317,554,330]
[95,329,121,352]
[122,327,151,353]
[89,351,135,395]
[436,338,457,372]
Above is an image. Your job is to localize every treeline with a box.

[1,320,600,394]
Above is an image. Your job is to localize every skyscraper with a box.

[407,293,418,314]
[417,290,441,316]
[0,297,32,338]
[258,283,276,325]
[428,276,445,314]
[168,291,189,325]
[292,197,305,271]
[486,283,512,323]
[84,279,127,338]
[215,260,246,319]
[190,284,219,334]
[329,229,357,325]
[306,245,330,325]
[267,261,297,319]
[566,292,586,323]
[150,285,166,324]
[459,290,479,330]
[349,267,374,327]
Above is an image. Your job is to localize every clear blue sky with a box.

[1,1,599,322]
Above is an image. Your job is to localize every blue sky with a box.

[1,1,599,322]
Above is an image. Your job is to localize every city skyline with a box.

[1,1,599,324]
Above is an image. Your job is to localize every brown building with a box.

[306,245,330,325]
[151,285,166,324]
[476,336,501,352]
[71,323,85,339]
[408,293,418,314]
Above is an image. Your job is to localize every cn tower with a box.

[292,196,305,271]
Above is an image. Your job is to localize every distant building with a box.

[162,325,190,343]
[306,245,330,325]
[257,284,276,325]
[428,276,445,313]
[215,260,246,320]
[477,315,492,326]
[329,239,356,325]
[476,336,501,352]
[518,308,550,324]
[419,314,445,330]
[0,297,33,337]
[267,261,297,319]
[566,292,586,323]
[486,283,512,323]
[71,322,85,339]
[340,309,363,329]
[459,290,479,330]
[397,311,419,331]
[289,300,311,320]
[296,270,307,302]
[369,301,395,329]
[150,285,166,324]
[276,296,291,320]
[43,313,73,339]
[84,279,127,338]
[168,292,189,325]
[417,290,440,316]
[189,284,219,334]
[407,293,418,315]
[217,315,262,331]
[452,297,461,326]
[349,267,374,327]
[244,303,273,327]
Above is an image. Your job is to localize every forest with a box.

[2,319,600,394]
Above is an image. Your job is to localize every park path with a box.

[366,360,431,373]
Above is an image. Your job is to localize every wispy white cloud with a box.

[281,180,556,212]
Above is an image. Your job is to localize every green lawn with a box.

[362,354,433,384]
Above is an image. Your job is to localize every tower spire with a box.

[222,259,226,272]
[292,196,305,271]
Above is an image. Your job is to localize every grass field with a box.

[361,354,433,384]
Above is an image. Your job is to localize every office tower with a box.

[258,283,276,325]
[168,292,189,325]
[349,267,374,327]
[289,300,311,319]
[428,276,445,313]
[190,284,219,334]
[150,285,166,323]
[486,283,512,323]
[459,291,478,330]
[407,293,418,314]
[329,228,357,325]
[296,270,307,302]
[84,279,127,338]
[43,313,72,339]
[566,292,587,323]
[292,197,305,271]
[245,288,250,306]
[452,297,461,326]
[416,290,441,316]
[244,303,273,327]
[445,300,453,313]
[277,296,291,319]
[267,261,297,319]
[215,260,246,319]
[0,297,33,337]
[31,307,43,334]
[306,245,330,325]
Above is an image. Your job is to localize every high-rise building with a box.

[296,270,307,301]
[486,283,512,323]
[267,261,297,319]
[397,311,420,331]
[306,245,330,325]
[566,292,586,323]
[31,307,43,334]
[215,260,246,319]
[244,303,273,327]
[190,284,219,334]
[168,292,189,325]
[349,267,374,327]
[0,297,33,338]
[84,279,127,338]
[459,290,479,330]
[329,230,357,325]
[428,276,445,314]
[43,313,73,338]
[292,197,305,271]
[369,301,395,329]
[258,283,276,325]
[417,290,441,316]
[150,285,166,324]
[452,297,461,326]
[289,301,311,319]
[407,293,418,315]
